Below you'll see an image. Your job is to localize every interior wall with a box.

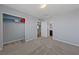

[25,16,37,41]
[50,9,79,46]
[0,11,3,50]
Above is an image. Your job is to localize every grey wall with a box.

[0,11,3,50]
[25,16,37,41]
[50,9,79,46]
[0,5,37,49]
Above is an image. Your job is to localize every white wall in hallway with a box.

[50,9,79,46]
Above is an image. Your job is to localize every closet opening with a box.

[3,13,25,46]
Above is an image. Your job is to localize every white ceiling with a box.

[5,4,79,20]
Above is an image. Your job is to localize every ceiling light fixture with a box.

[40,4,47,8]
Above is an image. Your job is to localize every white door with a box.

[41,21,47,38]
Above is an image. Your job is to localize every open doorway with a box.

[3,13,25,45]
[37,19,41,38]
[49,24,53,36]
[48,23,53,39]
[49,30,53,36]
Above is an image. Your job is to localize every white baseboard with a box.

[55,38,79,47]
[25,37,38,42]
[3,39,25,45]
[25,39,35,42]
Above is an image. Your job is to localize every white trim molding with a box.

[55,38,79,47]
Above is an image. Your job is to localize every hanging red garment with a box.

[21,18,25,23]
